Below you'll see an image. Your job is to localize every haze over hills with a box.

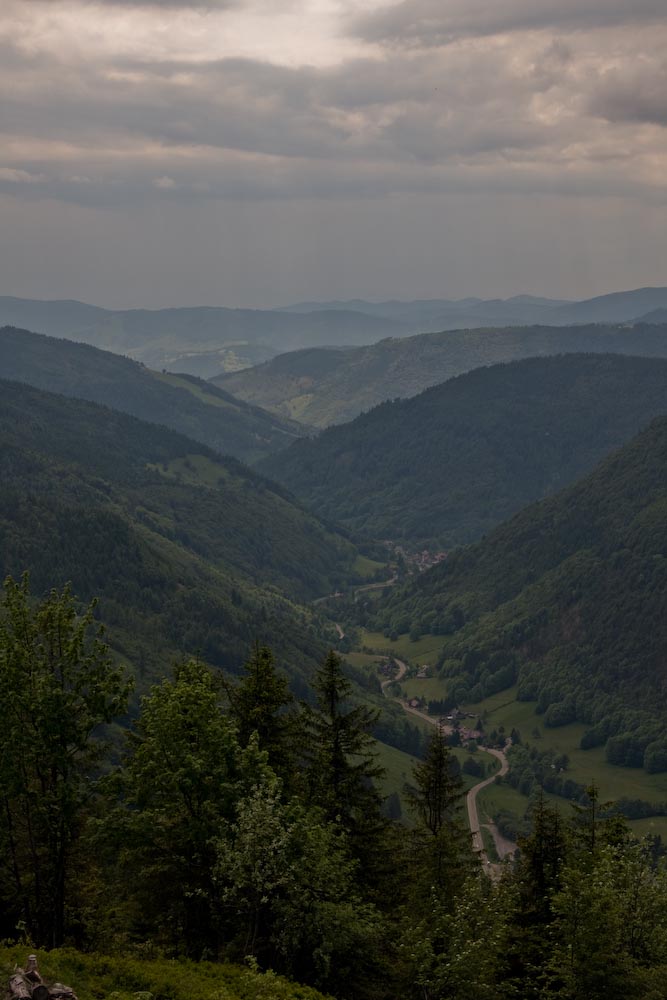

[215,322,667,427]
[0,296,405,377]
[281,286,667,330]
[0,379,364,688]
[0,326,305,464]
[3,285,667,380]
[258,354,667,549]
[372,416,667,770]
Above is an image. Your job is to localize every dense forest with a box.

[0,379,368,688]
[2,580,667,1000]
[372,416,667,771]
[259,353,667,547]
[0,327,303,464]
[216,321,667,427]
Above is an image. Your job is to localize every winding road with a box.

[381,659,515,876]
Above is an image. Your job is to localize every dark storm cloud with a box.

[352,0,667,47]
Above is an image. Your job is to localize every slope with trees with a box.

[259,353,667,547]
[216,322,667,427]
[372,417,667,770]
[0,379,365,685]
[0,326,304,464]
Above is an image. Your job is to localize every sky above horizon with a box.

[1,0,666,309]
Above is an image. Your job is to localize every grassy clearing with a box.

[153,371,237,410]
[360,630,443,665]
[463,687,667,806]
[0,947,329,1000]
[401,677,450,701]
[344,651,384,670]
[352,554,386,579]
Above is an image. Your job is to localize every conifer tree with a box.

[303,650,386,871]
[0,575,130,946]
[227,643,296,785]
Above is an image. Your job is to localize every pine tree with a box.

[408,722,468,892]
[0,574,130,946]
[303,650,386,872]
[228,643,296,785]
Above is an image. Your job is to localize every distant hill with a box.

[279,294,571,329]
[258,354,667,548]
[215,323,667,427]
[0,297,405,377]
[0,326,304,464]
[0,380,363,687]
[640,308,667,324]
[280,286,667,329]
[550,287,667,325]
[372,417,667,769]
[4,286,667,379]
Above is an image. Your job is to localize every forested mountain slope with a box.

[215,322,667,427]
[0,326,304,463]
[372,418,667,768]
[259,354,667,547]
[0,380,361,685]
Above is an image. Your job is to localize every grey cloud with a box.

[588,64,667,126]
[0,18,666,215]
[352,0,667,46]
[23,0,237,8]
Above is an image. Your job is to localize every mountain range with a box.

[3,285,667,379]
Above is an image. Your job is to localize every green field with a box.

[361,629,443,665]
[344,650,385,670]
[352,554,387,579]
[361,644,667,833]
[154,371,237,409]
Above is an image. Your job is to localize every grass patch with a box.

[344,651,384,670]
[352,555,386,580]
[153,372,238,410]
[0,947,330,1000]
[360,630,443,665]
[463,688,667,808]
[401,677,450,701]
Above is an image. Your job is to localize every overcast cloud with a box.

[0,0,666,307]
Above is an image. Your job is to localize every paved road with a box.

[397,692,514,875]
[466,746,510,872]
[380,657,408,695]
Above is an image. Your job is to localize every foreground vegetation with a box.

[0,948,330,1000]
[4,580,667,1000]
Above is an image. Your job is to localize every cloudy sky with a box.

[1,0,666,308]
